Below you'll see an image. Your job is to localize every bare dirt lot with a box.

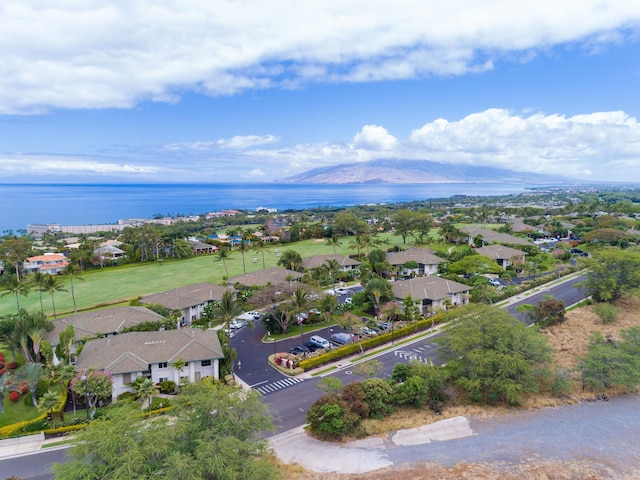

[283,296,640,480]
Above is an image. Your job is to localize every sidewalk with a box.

[0,432,70,460]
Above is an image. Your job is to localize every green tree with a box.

[593,302,620,324]
[323,258,342,294]
[0,373,9,414]
[71,370,113,419]
[38,390,61,428]
[214,246,233,278]
[317,293,338,325]
[515,296,566,328]
[31,271,48,313]
[173,238,194,259]
[290,287,311,340]
[364,278,395,317]
[579,328,640,391]
[56,325,76,365]
[391,209,417,244]
[252,238,269,269]
[64,263,85,314]
[135,377,159,409]
[213,289,243,375]
[580,249,640,302]
[1,275,31,312]
[41,275,68,319]
[17,362,46,407]
[436,304,551,406]
[333,211,368,237]
[53,382,279,480]
[402,294,421,331]
[236,240,250,273]
[0,237,32,280]
[277,249,303,271]
[448,254,502,276]
[325,235,342,254]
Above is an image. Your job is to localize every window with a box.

[159,377,168,383]
[201,360,211,367]
[158,362,168,369]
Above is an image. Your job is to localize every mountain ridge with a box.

[278,159,570,184]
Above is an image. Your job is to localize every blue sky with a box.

[1,1,640,183]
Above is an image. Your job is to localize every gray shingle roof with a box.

[228,267,303,287]
[75,328,224,375]
[391,276,471,301]
[476,245,526,261]
[140,282,230,310]
[301,254,361,270]
[385,247,445,267]
[459,226,532,246]
[45,306,166,345]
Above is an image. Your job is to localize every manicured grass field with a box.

[2,232,444,317]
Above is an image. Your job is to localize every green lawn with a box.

[0,233,418,317]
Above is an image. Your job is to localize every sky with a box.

[1,1,640,184]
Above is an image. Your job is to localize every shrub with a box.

[18,382,28,394]
[9,391,20,403]
[306,394,360,440]
[157,380,177,394]
[117,391,137,402]
[340,382,369,419]
[593,302,619,324]
[6,361,18,371]
[360,378,394,419]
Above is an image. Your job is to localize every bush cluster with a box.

[307,363,447,440]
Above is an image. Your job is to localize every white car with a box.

[489,278,501,286]
[229,319,246,329]
[247,311,261,319]
[309,308,321,315]
[336,288,349,295]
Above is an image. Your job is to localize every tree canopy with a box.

[580,249,640,302]
[437,304,551,405]
[53,381,280,480]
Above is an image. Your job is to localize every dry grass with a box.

[282,296,640,479]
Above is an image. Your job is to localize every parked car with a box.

[247,311,261,319]
[309,308,321,315]
[289,345,310,355]
[489,278,501,286]
[344,297,352,304]
[228,319,246,329]
[309,335,331,349]
[336,288,349,295]
[331,332,354,345]
[359,327,378,336]
[303,341,321,352]
[377,321,393,330]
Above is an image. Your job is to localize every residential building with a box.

[385,247,445,278]
[459,226,532,247]
[301,254,361,272]
[139,283,230,326]
[227,266,303,287]
[23,253,69,275]
[475,245,527,270]
[75,328,224,400]
[391,276,471,314]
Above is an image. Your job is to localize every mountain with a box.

[277,159,570,184]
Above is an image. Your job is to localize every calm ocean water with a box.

[0,183,537,233]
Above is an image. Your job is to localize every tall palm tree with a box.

[318,293,338,325]
[31,271,47,313]
[364,277,394,318]
[348,234,367,259]
[64,263,84,314]
[42,275,68,319]
[290,287,311,340]
[252,239,269,269]
[1,275,31,312]
[214,247,233,278]
[213,289,243,376]
[323,259,342,295]
[135,378,159,410]
[0,313,21,361]
[0,373,10,414]
[236,240,250,273]
[325,235,342,254]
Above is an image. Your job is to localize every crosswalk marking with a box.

[255,377,304,395]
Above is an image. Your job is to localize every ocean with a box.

[0,182,538,233]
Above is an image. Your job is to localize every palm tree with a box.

[135,378,159,410]
[0,373,9,414]
[18,362,45,407]
[236,240,250,273]
[277,250,303,271]
[38,390,61,428]
[252,238,269,269]
[318,293,338,325]
[31,271,47,313]
[213,289,243,376]
[214,247,233,278]
[323,259,342,295]
[364,278,394,317]
[290,287,311,340]
[348,234,367,259]
[170,358,187,388]
[42,275,67,319]
[325,235,342,254]
[64,263,85,314]
[1,276,31,312]
[0,313,21,361]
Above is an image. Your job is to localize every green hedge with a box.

[298,314,444,371]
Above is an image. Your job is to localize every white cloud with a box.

[243,168,267,178]
[353,125,398,150]
[408,109,640,179]
[0,154,160,177]
[217,135,280,150]
[2,1,640,113]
